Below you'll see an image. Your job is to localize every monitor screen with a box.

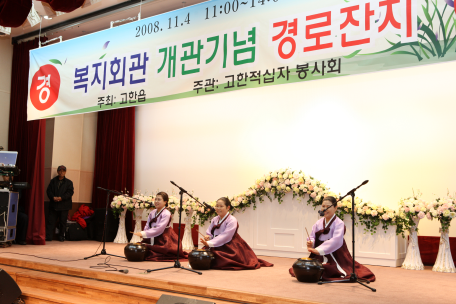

[0,152,18,166]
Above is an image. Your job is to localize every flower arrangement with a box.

[397,193,431,232]
[430,196,456,232]
[110,194,153,218]
[192,169,331,226]
[191,168,411,236]
[336,196,404,236]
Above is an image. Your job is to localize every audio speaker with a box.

[0,189,18,227]
[0,268,21,303]
[156,294,215,304]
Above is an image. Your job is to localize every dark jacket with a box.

[46,176,74,211]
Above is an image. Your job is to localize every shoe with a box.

[59,237,65,242]
[18,241,27,245]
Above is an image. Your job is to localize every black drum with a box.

[188,249,215,270]
[292,257,324,283]
[124,243,147,262]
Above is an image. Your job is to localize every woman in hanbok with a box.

[134,192,188,261]
[200,197,273,270]
[289,196,375,282]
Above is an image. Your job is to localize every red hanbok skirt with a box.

[142,227,188,262]
[209,232,273,270]
[289,240,375,282]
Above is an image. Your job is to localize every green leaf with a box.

[432,1,447,53]
[420,23,442,57]
[444,13,453,37]
[418,33,436,56]
[409,45,424,61]
[99,54,107,59]
[391,50,418,56]
[418,41,430,59]
[422,5,433,27]
[343,49,362,59]
[385,38,396,46]
[445,35,456,54]
[49,59,62,65]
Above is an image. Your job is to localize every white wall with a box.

[0,37,13,150]
[135,61,456,237]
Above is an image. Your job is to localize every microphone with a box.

[318,205,333,217]
[118,269,129,274]
[203,202,215,212]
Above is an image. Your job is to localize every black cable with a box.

[89,256,118,271]
[2,252,150,273]
[1,252,86,262]
[89,256,151,272]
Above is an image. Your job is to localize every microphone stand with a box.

[317,180,376,292]
[146,181,203,275]
[84,187,126,260]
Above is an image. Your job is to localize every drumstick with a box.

[305,227,310,240]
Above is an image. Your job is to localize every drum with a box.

[188,249,215,270]
[292,257,324,283]
[124,243,147,262]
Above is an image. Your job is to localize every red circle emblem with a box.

[30,64,61,111]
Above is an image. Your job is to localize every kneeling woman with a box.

[200,197,273,270]
[134,192,188,261]
[289,196,375,282]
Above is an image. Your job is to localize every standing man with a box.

[46,165,74,242]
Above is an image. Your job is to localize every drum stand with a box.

[146,182,202,275]
[317,181,376,292]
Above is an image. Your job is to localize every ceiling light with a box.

[43,16,52,20]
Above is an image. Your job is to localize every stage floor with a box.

[0,241,454,304]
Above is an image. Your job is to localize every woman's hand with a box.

[200,238,209,247]
[204,235,211,241]
[306,240,313,248]
[307,248,319,255]
[134,232,143,237]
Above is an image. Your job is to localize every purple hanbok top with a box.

[140,208,172,244]
[308,214,345,256]
[206,213,237,248]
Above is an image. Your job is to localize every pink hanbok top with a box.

[206,213,237,248]
[140,208,171,244]
[308,214,345,256]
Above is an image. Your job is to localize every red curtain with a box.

[0,0,32,27]
[36,0,85,13]
[9,37,47,245]
[91,108,135,238]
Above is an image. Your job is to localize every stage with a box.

[0,241,454,304]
